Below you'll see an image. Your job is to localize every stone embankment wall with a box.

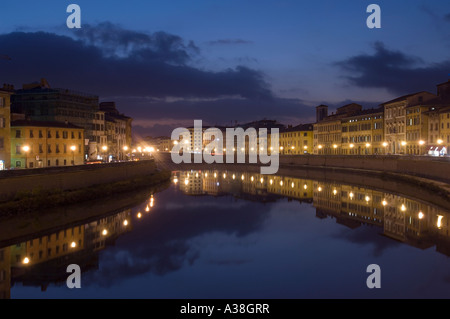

[0,160,157,201]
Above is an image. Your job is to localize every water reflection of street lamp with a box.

[22,145,30,168]
[70,145,76,165]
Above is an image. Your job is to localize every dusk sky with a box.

[1,0,450,138]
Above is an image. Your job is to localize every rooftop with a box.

[11,120,83,129]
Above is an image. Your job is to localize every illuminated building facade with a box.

[341,107,384,155]
[10,120,84,168]
[279,124,314,154]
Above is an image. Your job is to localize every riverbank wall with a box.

[0,160,159,202]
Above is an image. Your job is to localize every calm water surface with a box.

[3,169,450,299]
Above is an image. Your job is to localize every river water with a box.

[2,169,450,299]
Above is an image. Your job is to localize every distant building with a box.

[381,91,436,154]
[315,105,328,123]
[0,85,13,170]
[10,120,84,168]
[100,102,132,161]
[341,107,384,155]
[279,123,314,154]
[313,103,363,155]
[11,79,99,159]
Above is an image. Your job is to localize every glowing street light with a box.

[437,139,443,145]
[102,145,108,163]
[418,140,425,146]
[401,141,407,146]
[70,145,76,165]
[418,212,424,220]
[22,257,30,265]
[71,241,77,248]
[350,144,355,149]
[22,145,30,168]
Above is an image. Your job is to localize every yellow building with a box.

[439,106,450,154]
[10,120,84,168]
[341,108,384,155]
[382,92,436,154]
[405,104,438,155]
[279,124,314,155]
[314,103,362,155]
[0,86,12,170]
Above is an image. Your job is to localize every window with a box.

[39,130,43,138]
[15,145,21,155]
[0,138,3,150]
[71,132,75,139]
[78,132,82,139]
[47,160,51,166]
[64,159,67,166]
[55,159,59,166]
[15,130,21,138]
[39,144,43,153]
[47,131,52,138]
[63,131,68,139]
[29,130,34,138]
[0,97,4,107]
[47,144,52,153]
[0,117,4,128]
[56,131,60,138]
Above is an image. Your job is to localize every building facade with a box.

[279,124,314,154]
[341,108,384,155]
[11,79,99,160]
[10,120,84,168]
[0,85,12,170]
[382,92,436,154]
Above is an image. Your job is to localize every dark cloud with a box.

[0,24,318,136]
[335,42,450,95]
[207,39,253,45]
[0,28,271,100]
[73,22,199,64]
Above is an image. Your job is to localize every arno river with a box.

[2,169,450,299]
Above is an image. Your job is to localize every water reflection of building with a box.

[0,247,11,299]
[0,209,133,298]
[174,170,450,257]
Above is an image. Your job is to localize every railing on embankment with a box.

[0,160,157,202]
[279,155,450,184]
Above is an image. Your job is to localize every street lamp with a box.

[70,145,76,165]
[102,145,108,163]
[123,146,129,161]
[22,145,30,168]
